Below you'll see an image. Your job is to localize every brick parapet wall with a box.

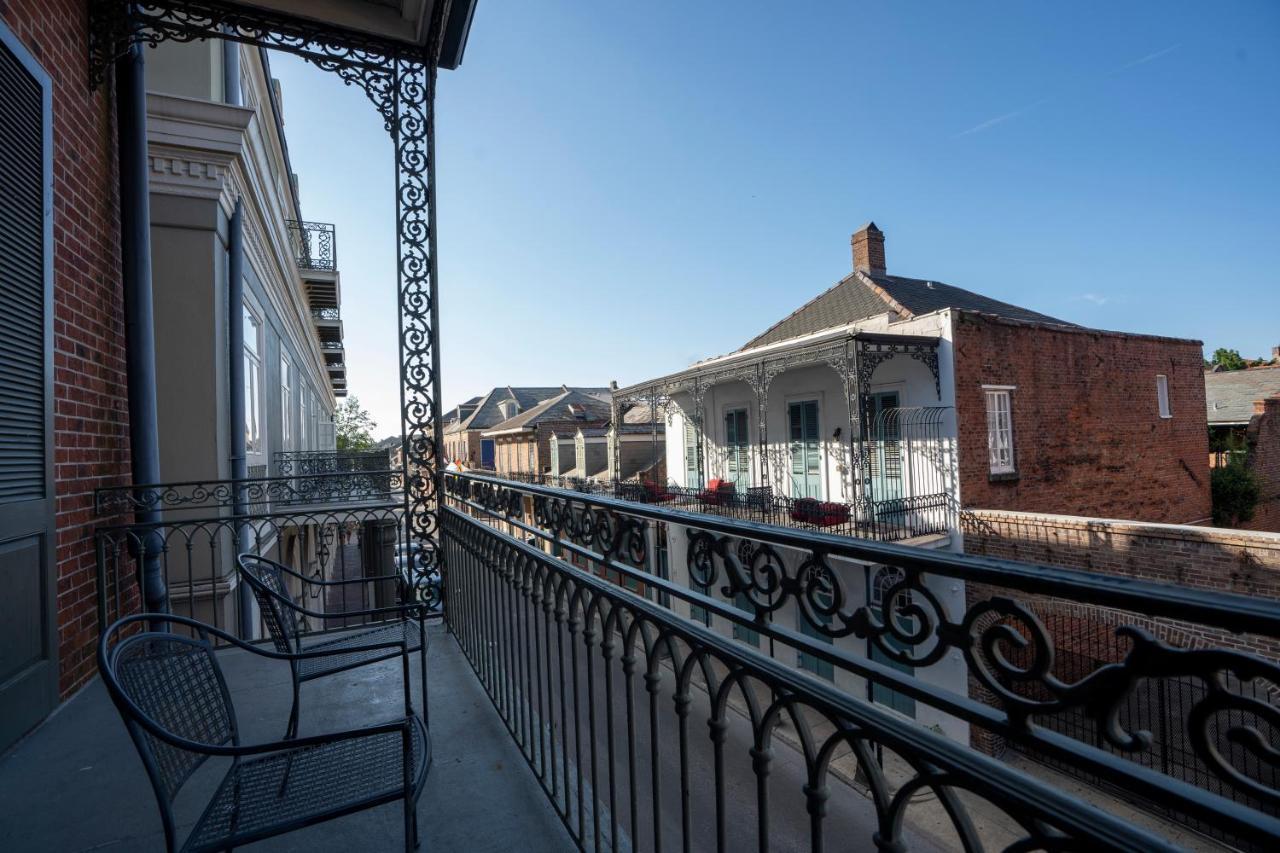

[2,1,133,697]
[952,311,1211,523]
[960,508,1280,756]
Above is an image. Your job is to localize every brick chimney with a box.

[851,222,886,275]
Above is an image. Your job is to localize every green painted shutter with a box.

[789,401,821,498]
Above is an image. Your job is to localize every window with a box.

[1156,375,1171,418]
[279,355,292,449]
[299,388,309,449]
[797,566,835,680]
[724,408,750,490]
[732,590,760,647]
[788,400,821,498]
[243,303,263,456]
[868,565,916,717]
[683,419,701,488]
[984,387,1015,475]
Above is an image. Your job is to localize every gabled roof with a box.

[482,389,612,435]
[454,387,564,431]
[1206,365,1280,425]
[741,270,1072,351]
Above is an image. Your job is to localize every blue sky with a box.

[271,1,1280,437]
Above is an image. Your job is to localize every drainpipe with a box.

[116,43,167,616]
[223,35,252,636]
[228,201,251,636]
[222,34,241,106]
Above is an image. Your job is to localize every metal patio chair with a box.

[98,614,427,853]
[236,553,428,742]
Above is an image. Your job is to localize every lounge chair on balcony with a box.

[790,497,851,528]
[236,554,428,742]
[98,613,427,853]
[698,478,736,506]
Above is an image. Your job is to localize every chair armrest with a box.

[228,716,414,757]
[287,638,409,661]
[282,599,427,622]
[152,716,414,759]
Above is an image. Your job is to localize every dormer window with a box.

[498,400,519,420]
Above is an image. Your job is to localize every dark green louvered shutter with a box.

[0,36,47,504]
[0,21,58,753]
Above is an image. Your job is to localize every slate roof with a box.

[482,389,612,434]
[742,271,1073,351]
[1205,366,1280,425]
[454,386,607,432]
[621,401,662,425]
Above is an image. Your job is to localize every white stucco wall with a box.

[663,312,959,511]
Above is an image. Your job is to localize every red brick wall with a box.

[1239,397,1280,532]
[952,311,1210,523]
[2,1,132,697]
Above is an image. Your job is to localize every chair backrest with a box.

[100,628,238,810]
[237,554,303,654]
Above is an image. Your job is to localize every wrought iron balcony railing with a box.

[94,467,436,656]
[275,450,391,477]
[286,219,337,271]
[442,470,1280,851]
[310,306,341,321]
[502,471,951,543]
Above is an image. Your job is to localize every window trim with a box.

[242,297,265,463]
[279,353,293,450]
[982,385,1017,478]
[785,392,825,500]
[1156,374,1172,419]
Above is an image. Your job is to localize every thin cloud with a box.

[956,43,1180,138]
[1111,43,1181,74]
[956,99,1049,137]
[1079,293,1111,306]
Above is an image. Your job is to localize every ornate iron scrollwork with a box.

[88,0,449,608]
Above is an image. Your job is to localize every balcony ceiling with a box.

[231,0,477,67]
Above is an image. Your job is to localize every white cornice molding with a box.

[146,92,253,210]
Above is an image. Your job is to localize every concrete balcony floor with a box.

[0,623,570,852]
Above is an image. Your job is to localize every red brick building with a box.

[1,1,133,747]
[1206,364,1280,531]
[953,312,1210,523]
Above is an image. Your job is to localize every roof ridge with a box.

[853,270,914,321]
[742,272,870,350]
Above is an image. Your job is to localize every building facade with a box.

[617,221,1210,530]
[0,6,350,750]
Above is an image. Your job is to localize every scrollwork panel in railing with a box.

[439,507,1203,852]
[442,471,1280,844]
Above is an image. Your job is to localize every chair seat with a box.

[185,714,429,853]
[297,620,425,681]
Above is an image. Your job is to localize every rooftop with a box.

[1206,364,1280,425]
[742,269,1073,351]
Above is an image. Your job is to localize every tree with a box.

[334,396,377,450]
[1211,348,1248,371]
[1211,461,1260,526]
